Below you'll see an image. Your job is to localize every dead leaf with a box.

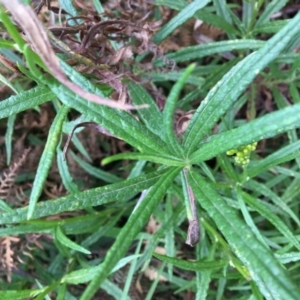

[0,0,147,110]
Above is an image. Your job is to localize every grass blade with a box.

[128,82,164,136]
[0,168,171,224]
[190,103,300,164]
[0,86,55,119]
[188,169,300,299]
[27,105,70,219]
[163,64,195,156]
[79,167,181,300]
[153,253,226,271]
[152,0,210,44]
[154,40,264,66]
[183,13,300,155]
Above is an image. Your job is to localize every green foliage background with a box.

[1,0,300,299]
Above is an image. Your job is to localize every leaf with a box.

[242,192,300,251]
[163,64,195,156]
[253,20,289,34]
[153,253,226,272]
[275,252,300,264]
[183,13,300,155]
[5,114,16,165]
[55,227,91,255]
[101,152,186,167]
[0,86,55,119]
[62,254,141,284]
[0,4,25,48]
[27,105,70,219]
[56,148,80,194]
[188,169,300,299]
[190,103,300,164]
[0,289,46,300]
[71,151,122,184]
[149,71,201,85]
[247,140,300,178]
[0,0,144,110]
[154,40,264,66]
[80,167,181,300]
[155,0,238,35]
[128,82,164,136]
[0,198,13,213]
[254,0,288,28]
[235,186,269,248]
[45,72,172,156]
[213,0,234,40]
[101,280,133,300]
[58,0,78,16]
[243,180,300,226]
[0,168,170,224]
[152,0,210,44]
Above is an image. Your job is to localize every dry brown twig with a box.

[0,0,148,110]
[0,148,31,200]
[0,236,20,282]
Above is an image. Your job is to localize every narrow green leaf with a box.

[242,1,254,29]
[0,213,111,237]
[196,270,211,300]
[153,253,226,271]
[0,5,26,49]
[101,280,133,300]
[27,105,70,219]
[0,198,13,213]
[0,86,55,119]
[128,81,163,136]
[155,0,238,35]
[165,195,175,280]
[242,192,300,251]
[62,254,140,285]
[58,0,78,16]
[80,167,181,300]
[163,64,195,156]
[190,103,300,164]
[154,40,263,66]
[254,0,288,28]
[63,117,92,162]
[0,38,15,48]
[5,114,16,165]
[243,180,300,226]
[236,186,269,248]
[135,203,185,271]
[184,14,300,155]
[46,60,172,156]
[0,168,170,224]
[152,0,210,44]
[188,169,300,299]
[204,10,240,34]
[71,151,122,183]
[275,252,300,264]
[57,148,80,193]
[0,289,45,300]
[0,70,18,93]
[55,226,91,254]
[149,71,201,85]
[253,20,289,34]
[101,152,186,167]
[247,140,300,178]
[145,263,166,300]
[121,237,143,300]
[178,59,240,108]
[213,0,232,24]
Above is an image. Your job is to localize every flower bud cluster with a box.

[226,142,257,166]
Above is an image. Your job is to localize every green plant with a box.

[1,0,300,299]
